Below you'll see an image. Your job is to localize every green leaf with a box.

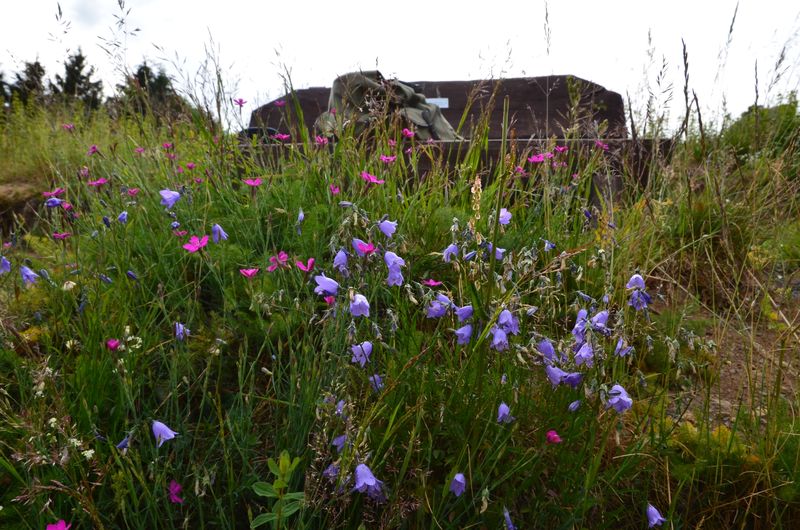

[273,478,288,490]
[251,512,278,528]
[282,492,305,502]
[252,481,278,498]
[267,458,280,477]
[281,501,302,518]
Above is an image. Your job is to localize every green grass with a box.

[0,86,799,530]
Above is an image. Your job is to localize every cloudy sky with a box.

[2,0,799,130]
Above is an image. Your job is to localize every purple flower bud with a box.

[118,211,128,224]
[538,339,556,363]
[568,399,581,412]
[212,223,228,243]
[647,503,667,527]
[332,434,347,453]
[450,473,466,496]
[0,256,11,275]
[455,305,473,322]
[20,265,39,285]
[426,294,451,318]
[369,373,384,392]
[174,322,189,341]
[490,326,508,351]
[626,274,645,290]
[353,463,385,502]
[497,402,514,423]
[333,249,348,275]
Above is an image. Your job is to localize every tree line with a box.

[1,49,189,121]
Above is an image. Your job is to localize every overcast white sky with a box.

[2,0,799,131]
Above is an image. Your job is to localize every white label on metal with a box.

[426,97,449,109]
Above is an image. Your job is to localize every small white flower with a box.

[62,281,77,291]
[82,449,95,460]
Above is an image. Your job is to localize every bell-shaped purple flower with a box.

[490,326,508,351]
[607,384,633,413]
[369,373,384,392]
[353,463,385,502]
[384,251,405,287]
[545,365,567,387]
[455,305,473,322]
[498,309,519,335]
[450,473,466,497]
[117,211,128,224]
[574,341,593,367]
[647,503,667,527]
[0,256,11,275]
[378,219,397,238]
[563,371,583,389]
[212,223,228,243]
[568,399,581,412]
[159,189,181,209]
[572,309,588,343]
[455,324,472,345]
[426,294,451,318]
[350,294,370,317]
[614,337,633,357]
[497,402,514,423]
[332,434,347,453]
[20,265,39,285]
[314,274,339,296]
[333,249,348,275]
[350,341,372,367]
[590,310,611,335]
[174,322,189,341]
[498,208,511,225]
[503,507,517,530]
[45,197,63,208]
[152,420,178,448]
[538,339,556,363]
[443,243,458,263]
[626,273,645,290]
[629,290,652,311]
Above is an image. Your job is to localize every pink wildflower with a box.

[274,99,286,107]
[546,430,563,444]
[233,98,247,108]
[79,166,90,177]
[87,177,108,187]
[360,171,385,185]
[134,147,145,155]
[240,268,259,278]
[243,178,262,187]
[53,232,71,240]
[271,133,290,142]
[186,162,196,170]
[296,258,315,272]
[315,135,329,145]
[356,241,376,255]
[162,142,174,150]
[422,279,442,286]
[595,140,609,151]
[61,123,74,132]
[380,154,397,164]
[183,235,209,253]
[401,127,415,138]
[43,188,65,198]
[106,338,121,351]
[87,144,99,156]
[267,251,289,272]
[46,520,71,530]
[127,188,140,197]
[329,184,340,195]
[168,480,184,504]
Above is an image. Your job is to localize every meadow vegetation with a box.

[1,41,799,530]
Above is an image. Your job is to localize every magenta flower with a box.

[240,268,259,278]
[329,184,340,195]
[595,140,609,151]
[274,99,286,107]
[380,154,397,164]
[106,338,121,351]
[162,142,174,150]
[315,135,329,145]
[422,279,442,287]
[168,480,184,504]
[401,127,415,138]
[79,166,90,177]
[271,133,290,142]
[546,430,563,444]
[87,177,108,187]
[267,251,289,272]
[134,146,145,155]
[356,240,376,256]
[528,153,545,163]
[243,178,262,187]
[152,420,178,448]
[61,123,74,132]
[233,98,247,108]
[87,144,99,156]
[296,258,315,272]
[360,171,385,185]
[183,235,209,253]
[42,188,65,198]
[52,232,71,240]
[555,145,568,153]
[127,188,140,197]
[350,293,370,317]
[46,520,71,530]
[186,162,196,170]
[450,473,466,496]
